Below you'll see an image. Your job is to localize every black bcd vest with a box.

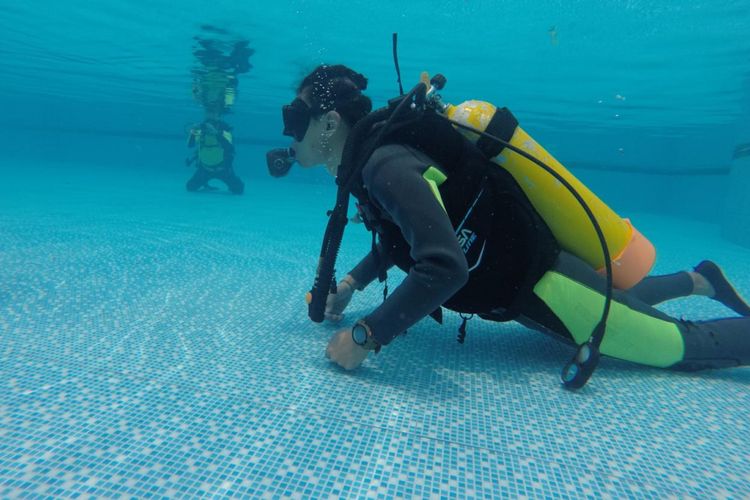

[345,110,560,319]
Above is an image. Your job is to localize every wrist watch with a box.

[351,320,381,353]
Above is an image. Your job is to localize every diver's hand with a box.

[324,275,358,322]
[325,328,369,370]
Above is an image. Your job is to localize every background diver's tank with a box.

[425,73,655,289]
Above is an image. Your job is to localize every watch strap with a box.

[354,320,380,353]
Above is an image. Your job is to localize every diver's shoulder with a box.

[367,143,432,169]
[362,144,427,184]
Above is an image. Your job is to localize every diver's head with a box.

[282,64,371,174]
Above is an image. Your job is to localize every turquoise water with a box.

[1,1,750,498]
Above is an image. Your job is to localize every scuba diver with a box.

[186,33,253,195]
[185,119,244,194]
[277,63,750,382]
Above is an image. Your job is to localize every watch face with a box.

[352,325,367,345]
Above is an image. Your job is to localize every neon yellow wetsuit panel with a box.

[533,271,684,367]
[422,166,448,212]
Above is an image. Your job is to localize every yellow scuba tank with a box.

[427,78,655,289]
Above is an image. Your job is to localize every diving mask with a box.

[282,98,312,142]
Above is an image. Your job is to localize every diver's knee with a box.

[230,179,244,195]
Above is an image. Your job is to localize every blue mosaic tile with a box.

[1,167,749,498]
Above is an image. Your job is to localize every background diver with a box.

[185,32,254,195]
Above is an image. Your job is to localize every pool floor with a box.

[1,161,749,498]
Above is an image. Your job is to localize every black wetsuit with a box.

[348,144,750,370]
[186,164,245,194]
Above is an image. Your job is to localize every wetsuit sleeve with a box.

[348,243,394,290]
[361,145,469,345]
